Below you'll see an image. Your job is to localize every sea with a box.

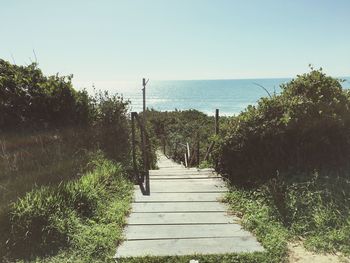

[108,77,350,116]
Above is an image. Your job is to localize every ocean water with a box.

[116,77,350,116]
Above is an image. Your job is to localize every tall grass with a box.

[225,171,350,262]
[1,153,133,262]
[0,129,93,215]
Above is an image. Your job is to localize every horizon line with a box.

[74,75,350,85]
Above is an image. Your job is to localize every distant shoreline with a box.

[120,77,350,116]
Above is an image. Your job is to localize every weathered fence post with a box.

[186,142,190,160]
[196,140,200,166]
[142,78,147,125]
[131,112,137,182]
[142,78,150,195]
[214,109,219,168]
[215,109,219,135]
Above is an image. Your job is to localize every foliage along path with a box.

[115,153,264,259]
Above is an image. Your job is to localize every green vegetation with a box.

[224,172,350,262]
[0,59,133,213]
[146,109,221,165]
[0,59,90,130]
[225,187,289,263]
[0,60,144,262]
[144,69,350,262]
[217,69,350,258]
[2,58,349,262]
[2,153,133,262]
[215,69,350,185]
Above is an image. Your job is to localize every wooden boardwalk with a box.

[115,153,264,259]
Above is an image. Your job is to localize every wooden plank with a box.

[150,174,218,178]
[124,224,249,240]
[150,170,214,173]
[147,183,227,193]
[149,172,217,176]
[148,179,226,191]
[152,170,215,173]
[134,183,226,193]
[151,167,201,170]
[150,170,215,173]
[150,176,221,180]
[132,201,228,213]
[127,212,238,225]
[150,170,200,174]
[150,178,224,184]
[115,236,264,258]
[134,192,224,202]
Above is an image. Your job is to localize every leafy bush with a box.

[216,69,350,185]
[0,59,132,162]
[91,91,131,162]
[0,59,91,130]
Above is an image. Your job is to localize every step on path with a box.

[115,153,264,259]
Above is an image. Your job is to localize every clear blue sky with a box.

[1,0,349,89]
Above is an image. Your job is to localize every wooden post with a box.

[214,109,220,169]
[186,142,190,159]
[131,112,137,182]
[215,109,219,135]
[142,78,146,113]
[142,78,147,164]
[196,140,200,166]
[138,117,146,184]
[142,78,150,195]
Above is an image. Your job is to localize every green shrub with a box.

[0,59,132,162]
[0,59,91,130]
[216,69,350,185]
[90,91,131,162]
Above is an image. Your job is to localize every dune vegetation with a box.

[0,59,152,262]
[145,69,350,262]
